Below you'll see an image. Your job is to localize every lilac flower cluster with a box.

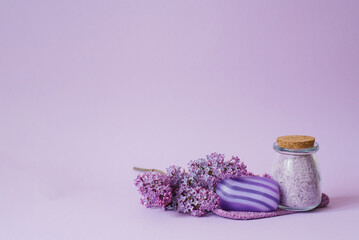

[134,153,268,216]
[166,165,184,188]
[134,172,172,208]
[164,165,185,211]
[184,153,251,191]
[177,185,219,217]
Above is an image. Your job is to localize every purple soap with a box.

[216,176,280,212]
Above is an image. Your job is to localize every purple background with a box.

[1,0,359,239]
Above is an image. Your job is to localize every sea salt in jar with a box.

[271,135,321,211]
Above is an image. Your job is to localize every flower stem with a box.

[133,167,165,175]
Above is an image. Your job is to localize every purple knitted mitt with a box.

[212,193,329,220]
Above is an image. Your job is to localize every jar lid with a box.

[276,135,315,149]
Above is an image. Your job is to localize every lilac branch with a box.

[133,166,165,175]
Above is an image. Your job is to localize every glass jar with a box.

[271,137,321,211]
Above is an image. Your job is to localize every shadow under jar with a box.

[271,135,321,211]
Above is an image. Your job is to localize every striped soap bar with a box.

[216,176,280,212]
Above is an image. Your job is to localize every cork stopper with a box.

[276,135,315,149]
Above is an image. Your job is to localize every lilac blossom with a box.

[134,172,172,208]
[185,153,251,191]
[177,185,219,217]
[166,165,184,188]
[165,165,185,210]
[134,153,269,216]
